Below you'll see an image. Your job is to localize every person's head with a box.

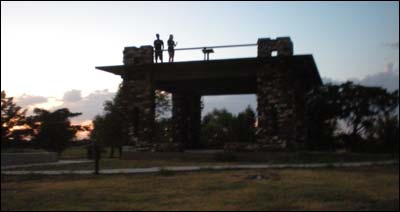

[156,33,160,39]
[169,34,173,40]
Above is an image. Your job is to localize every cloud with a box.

[321,77,342,85]
[14,94,48,108]
[62,89,82,102]
[384,62,396,73]
[355,64,399,92]
[53,89,115,124]
[322,63,399,92]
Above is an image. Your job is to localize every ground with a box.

[4,146,398,171]
[2,146,399,210]
[2,165,398,211]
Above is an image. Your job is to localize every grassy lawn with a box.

[2,165,398,211]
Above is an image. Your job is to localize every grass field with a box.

[2,165,398,211]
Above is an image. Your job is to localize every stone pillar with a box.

[172,93,188,150]
[120,45,155,151]
[172,93,201,150]
[256,62,297,150]
[123,45,153,65]
[255,36,306,151]
[120,74,155,150]
[257,37,293,57]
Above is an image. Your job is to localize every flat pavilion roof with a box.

[96,55,322,96]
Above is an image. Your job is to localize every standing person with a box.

[153,33,164,63]
[168,34,177,63]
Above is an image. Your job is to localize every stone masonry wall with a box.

[120,74,155,150]
[121,46,155,150]
[172,93,188,151]
[123,45,153,65]
[255,37,305,151]
[257,37,293,57]
[256,61,298,150]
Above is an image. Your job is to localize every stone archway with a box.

[96,37,322,151]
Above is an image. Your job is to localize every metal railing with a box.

[161,43,257,61]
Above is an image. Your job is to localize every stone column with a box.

[256,62,297,150]
[172,93,189,150]
[172,93,201,150]
[257,37,293,57]
[255,36,305,151]
[120,45,155,151]
[120,73,155,150]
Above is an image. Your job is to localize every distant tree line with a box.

[1,91,86,154]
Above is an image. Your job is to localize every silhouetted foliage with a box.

[1,91,30,147]
[200,107,257,148]
[91,88,126,158]
[91,87,172,157]
[155,90,171,119]
[305,84,341,150]
[306,82,399,152]
[364,115,399,153]
[27,108,82,154]
[201,109,236,148]
[235,105,257,143]
[154,117,173,143]
[338,82,398,152]
[154,90,172,145]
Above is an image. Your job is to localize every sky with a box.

[1,1,399,124]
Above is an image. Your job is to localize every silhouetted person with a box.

[154,33,164,63]
[168,34,177,62]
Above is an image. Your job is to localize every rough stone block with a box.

[123,45,154,65]
[257,37,293,57]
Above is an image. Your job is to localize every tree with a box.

[27,108,82,154]
[91,87,126,158]
[200,107,258,148]
[338,82,399,151]
[1,91,30,146]
[90,87,172,157]
[201,109,237,148]
[368,115,399,153]
[236,105,256,143]
[91,102,126,158]
[305,84,342,150]
[153,90,173,145]
[365,90,399,153]
[306,82,399,152]
[155,90,171,119]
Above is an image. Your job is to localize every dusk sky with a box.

[1,1,399,124]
